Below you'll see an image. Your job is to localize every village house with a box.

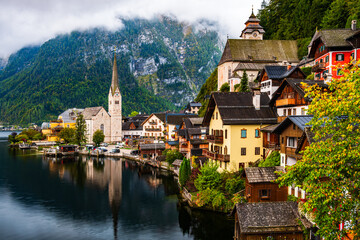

[272,115,313,199]
[259,65,306,98]
[269,78,327,123]
[138,143,166,160]
[232,202,312,240]
[141,113,166,139]
[121,114,148,139]
[184,102,202,114]
[202,92,277,171]
[178,117,208,160]
[244,166,287,203]
[308,20,360,81]
[218,10,299,92]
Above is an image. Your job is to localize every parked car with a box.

[116,143,125,148]
[98,147,108,152]
[110,148,120,153]
[100,143,108,147]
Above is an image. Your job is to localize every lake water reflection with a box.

[0,134,233,240]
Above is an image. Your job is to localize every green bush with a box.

[219,82,230,92]
[194,161,221,191]
[259,151,280,167]
[225,176,245,195]
[179,158,191,187]
[164,149,183,165]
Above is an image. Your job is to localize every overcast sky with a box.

[0,0,263,58]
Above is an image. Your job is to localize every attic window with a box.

[325,56,329,63]
[115,101,119,104]
[260,189,270,198]
[336,54,344,61]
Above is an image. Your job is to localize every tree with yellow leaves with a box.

[278,62,360,239]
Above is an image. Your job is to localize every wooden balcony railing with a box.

[264,142,280,150]
[276,98,295,107]
[203,149,230,162]
[146,128,161,131]
[312,62,326,72]
[206,135,223,144]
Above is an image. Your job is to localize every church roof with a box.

[218,39,299,65]
[82,107,104,119]
[58,108,84,123]
[110,52,120,96]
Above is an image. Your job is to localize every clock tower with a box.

[108,51,122,142]
[240,8,265,40]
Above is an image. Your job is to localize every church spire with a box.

[110,48,120,96]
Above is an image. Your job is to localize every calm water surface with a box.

[0,132,233,240]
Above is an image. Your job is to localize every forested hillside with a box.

[0,16,222,124]
[259,0,360,58]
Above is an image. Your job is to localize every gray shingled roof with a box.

[234,62,276,71]
[311,29,358,48]
[272,115,313,134]
[245,167,284,183]
[235,202,310,234]
[172,159,183,166]
[82,107,104,119]
[260,123,280,132]
[58,108,84,123]
[139,143,165,150]
[203,92,278,126]
[188,117,203,126]
[219,39,299,65]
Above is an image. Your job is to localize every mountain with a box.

[0,16,223,124]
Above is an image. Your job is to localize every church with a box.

[82,52,122,143]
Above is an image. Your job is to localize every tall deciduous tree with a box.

[278,62,360,238]
[59,127,75,144]
[75,114,87,146]
[93,129,105,147]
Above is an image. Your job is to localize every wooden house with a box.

[138,143,165,160]
[244,167,287,203]
[232,202,312,240]
[178,117,208,160]
[202,92,277,171]
[308,21,360,81]
[269,78,327,122]
[259,65,306,99]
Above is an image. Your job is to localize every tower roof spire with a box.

[110,48,120,96]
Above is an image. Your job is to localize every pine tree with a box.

[75,114,87,146]
[239,70,250,92]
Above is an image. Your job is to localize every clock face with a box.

[115,93,119,97]
[253,32,258,37]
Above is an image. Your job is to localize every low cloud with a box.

[0,0,263,58]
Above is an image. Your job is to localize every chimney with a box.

[253,91,261,110]
[287,64,292,70]
[352,20,357,31]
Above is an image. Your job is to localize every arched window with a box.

[100,124,104,133]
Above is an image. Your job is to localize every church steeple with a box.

[110,50,120,96]
[240,8,265,40]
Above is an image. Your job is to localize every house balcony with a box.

[146,128,161,131]
[285,147,302,159]
[206,135,223,144]
[191,148,204,156]
[276,98,295,107]
[312,62,326,72]
[264,141,280,150]
[148,121,157,125]
[202,149,230,162]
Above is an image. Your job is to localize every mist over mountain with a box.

[0,16,222,124]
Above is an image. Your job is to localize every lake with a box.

[0,132,233,239]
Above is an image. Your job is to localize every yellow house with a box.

[202,92,277,172]
[43,108,84,142]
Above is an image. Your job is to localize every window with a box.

[224,146,228,155]
[255,147,260,155]
[100,124,104,133]
[287,137,296,148]
[216,112,218,120]
[228,67,231,78]
[351,52,355,60]
[336,54,344,61]
[301,108,305,115]
[325,56,329,63]
[288,109,291,116]
[259,189,270,198]
[255,129,260,138]
[283,109,286,116]
[320,58,323,63]
[241,148,246,156]
[115,101,119,104]
[337,69,343,76]
[225,129,227,139]
[293,109,297,115]
[241,129,247,138]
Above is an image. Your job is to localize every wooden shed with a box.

[244,167,287,203]
[232,201,312,240]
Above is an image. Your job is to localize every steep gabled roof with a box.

[82,107,105,120]
[308,29,360,58]
[166,113,197,126]
[272,115,313,134]
[218,39,299,65]
[235,202,311,234]
[245,166,284,183]
[269,78,327,106]
[203,92,277,126]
